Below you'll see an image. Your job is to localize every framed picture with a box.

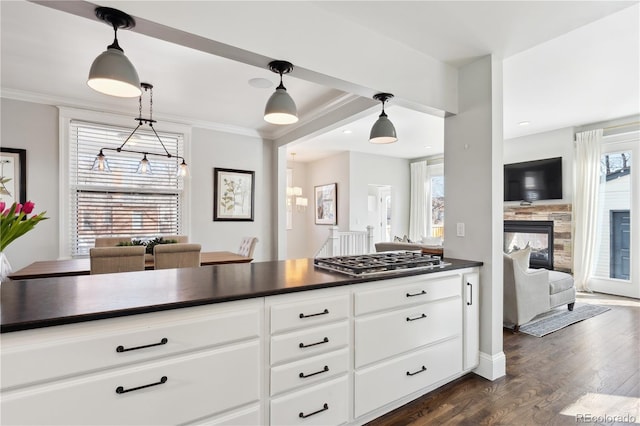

[213,167,255,221]
[315,183,337,225]
[0,148,26,206]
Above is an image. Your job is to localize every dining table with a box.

[7,251,253,281]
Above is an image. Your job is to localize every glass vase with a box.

[0,252,12,282]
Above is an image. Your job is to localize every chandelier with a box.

[91,83,189,177]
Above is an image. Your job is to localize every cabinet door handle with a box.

[406,366,427,376]
[116,337,168,353]
[406,290,427,297]
[406,313,427,322]
[467,282,473,306]
[299,309,329,319]
[299,337,329,348]
[299,403,329,419]
[299,365,329,379]
[115,376,167,394]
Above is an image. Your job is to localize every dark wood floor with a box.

[367,292,640,425]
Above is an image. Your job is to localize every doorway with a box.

[368,185,392,242]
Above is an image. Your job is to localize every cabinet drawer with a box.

[270,376,348,426]
[354,337,462,418]
[354,274,461,316]
[270,294,349,334]
[355,297,461,368]
[186,405,261,425]
[271,321,349,366]
[1,300,261,390]
[271,348,349,396]
[1,340,261,426]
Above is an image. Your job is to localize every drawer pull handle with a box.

[115,376,167,394]
[467,282,473,306]
[406,366,427,376]
[116,337,168,353]
[299,337,329,348]
[406,313,427,322]
[299,309,329,319]
[406,290,427,297]
[299,365,329,379]
[299,403,329,419]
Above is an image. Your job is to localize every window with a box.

[67,119,185,257]
[427,163,444,239]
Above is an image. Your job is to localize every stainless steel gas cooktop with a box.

[313,251,451,277]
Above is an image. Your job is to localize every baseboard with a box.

[473,351,506,380]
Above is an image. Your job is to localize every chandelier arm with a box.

[148,124,172,158]
[117,123,144,151]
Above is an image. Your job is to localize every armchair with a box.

[504,246,576,332]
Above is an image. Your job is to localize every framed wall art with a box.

[315,183,337,225]
[213,167,255,221]
[0,148,26,206]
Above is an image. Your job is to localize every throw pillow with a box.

[507,245,531,271]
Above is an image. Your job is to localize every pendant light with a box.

[91,83,189,177]
[369,93,398,144]
[264,60,298,125]
[87,7,142,98]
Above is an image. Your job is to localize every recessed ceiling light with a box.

[425,145,432,149]
[248,78,273,89]
[343,129,353,134]
[519,121,531,126]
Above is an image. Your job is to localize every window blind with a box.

[69,120,184,256]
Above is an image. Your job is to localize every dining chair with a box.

[154,243,202,270]
[94,236,132,247]
[89,246,146,274]
[237,237,258,258]
[159,235,189,243]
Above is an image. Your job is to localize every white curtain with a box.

[409,161,428,242]
[574,129,603,291]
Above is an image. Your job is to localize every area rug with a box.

[518,304,611,337]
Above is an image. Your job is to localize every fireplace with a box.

[504,220,554,270]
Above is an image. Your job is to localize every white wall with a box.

[306,152,350,257]
[503,127,574,204]
[190,127,272,261]
[286,161,309,259]
[444,55,505,380]
[349,152,410,240]
[1,98,59,270]
[0,98,274,269]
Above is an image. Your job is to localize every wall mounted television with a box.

[504,157,563,202]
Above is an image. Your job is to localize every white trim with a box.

[57,106,192,259]
[4,88,259,138]
[473,351,506,380]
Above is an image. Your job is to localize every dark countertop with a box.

[0,258,482,333]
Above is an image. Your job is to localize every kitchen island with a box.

[1,257,482,425]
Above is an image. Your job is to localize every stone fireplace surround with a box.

[504,204,572,273]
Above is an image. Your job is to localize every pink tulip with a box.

[0,201,5,212]
[2,208,9,216]
[23,200,35,214]
[15,203,22,214]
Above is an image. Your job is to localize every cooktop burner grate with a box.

[314,251,450,276]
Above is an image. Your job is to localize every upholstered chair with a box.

[94,236,132,247]
[89,246,146,274]
[503,246,576,332]
[237,237,258,258]
[159,235,188,243]
[154,243,201,270]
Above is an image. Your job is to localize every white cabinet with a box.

[1,267,480,425]
[463,271,480,370]
[1,299,263,426]
[267,289,350,426]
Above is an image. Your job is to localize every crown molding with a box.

[1,87,262,139]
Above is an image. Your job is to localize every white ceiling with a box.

[1,1,638,163]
